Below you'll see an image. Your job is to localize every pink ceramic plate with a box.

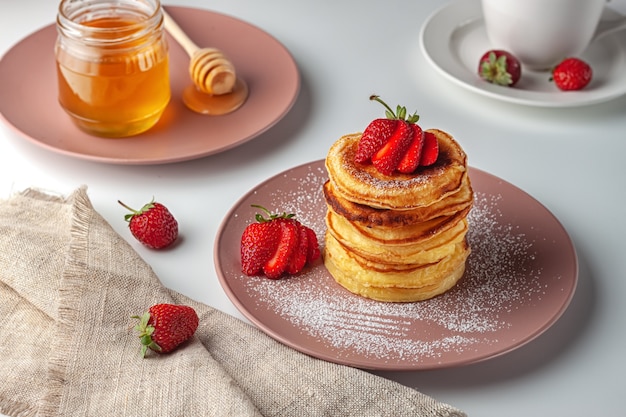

[214,161,578,371]
[0,7,299,165]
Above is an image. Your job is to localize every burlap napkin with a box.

[0,187,466,417]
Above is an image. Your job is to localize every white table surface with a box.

[2,1,625,416]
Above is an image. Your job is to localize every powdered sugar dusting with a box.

[231,165,551,366]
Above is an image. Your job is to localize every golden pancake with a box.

[324,235,468,303]
[326,208,468,265]
[325,260,466,302]
[339,206,470,245]
[323,173,473,227]
[325,129,468,210]
[324,232,470,288]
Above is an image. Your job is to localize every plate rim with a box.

[214,159,579,371]
[0,6,300,165]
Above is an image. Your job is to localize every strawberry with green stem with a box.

[478,50,522,87]
[354,95,438,175]
[118,199,178,249]
[240,205,320,279]
[132,303,199,358]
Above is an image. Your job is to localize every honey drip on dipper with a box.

[162,9,248,115]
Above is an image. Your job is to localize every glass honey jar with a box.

[55,0,170,138]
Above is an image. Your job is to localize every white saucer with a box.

[420,0,626,107]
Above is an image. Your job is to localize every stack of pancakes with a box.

[323,129,473,302]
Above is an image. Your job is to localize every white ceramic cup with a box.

[481,0,610,70]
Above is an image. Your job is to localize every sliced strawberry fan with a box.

[354,95,439,175]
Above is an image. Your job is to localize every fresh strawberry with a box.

[419,131,439,166]
[132,303,199,358]
[355,95,420,165]
[264,219,298,279]
[305,227,321,263]
[478,50,522,87]
[286,223,309,275]
[354,95,439,175]
[354,118,397,163]
[397,124,424,174]
[118,199,178,249]
[372,121,414,175]
[551,57,592,91]
[240,205,320,279]
[241,221,280,275]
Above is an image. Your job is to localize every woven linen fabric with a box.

[0,187,466,417]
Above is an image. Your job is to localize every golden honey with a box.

[55,0,170,137]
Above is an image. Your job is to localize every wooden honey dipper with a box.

[162,9,248,114]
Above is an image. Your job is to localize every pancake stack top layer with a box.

[323,129,474,302]
[326,129,469,210]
